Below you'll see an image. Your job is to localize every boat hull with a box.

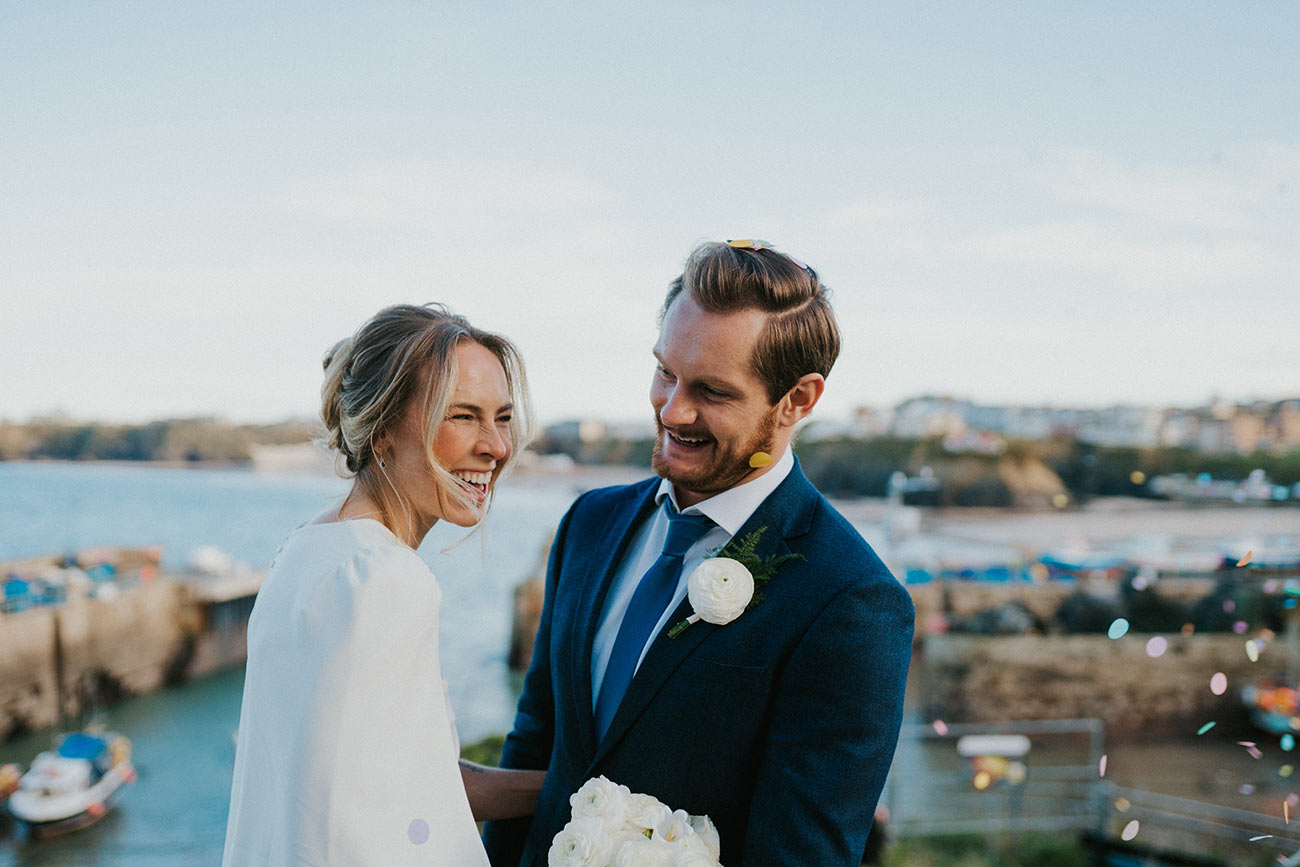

[9,763,136,838]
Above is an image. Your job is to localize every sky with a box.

[2,2,1297,426]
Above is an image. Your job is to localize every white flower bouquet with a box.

[548,776,723,867]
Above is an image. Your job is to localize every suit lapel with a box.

[568,480,661,759]
[588,459,820,768]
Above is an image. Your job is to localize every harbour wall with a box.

[0,577,256,740]
[919,632,1279,736]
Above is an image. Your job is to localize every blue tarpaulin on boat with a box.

[57,733,106,760]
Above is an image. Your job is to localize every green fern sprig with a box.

[712,526,804,607]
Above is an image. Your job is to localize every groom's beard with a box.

[651,405,779,500]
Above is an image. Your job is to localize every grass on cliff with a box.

[461,733,506,766]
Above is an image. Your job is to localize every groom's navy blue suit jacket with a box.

[483,459,914,866]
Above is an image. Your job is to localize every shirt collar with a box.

[654,446,794,536]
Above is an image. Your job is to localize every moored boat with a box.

[8,730,136,836]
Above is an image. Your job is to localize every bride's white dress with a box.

[222,519,489,866]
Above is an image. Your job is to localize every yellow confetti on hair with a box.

[1238,550,1253,568]
[749,452,773,468]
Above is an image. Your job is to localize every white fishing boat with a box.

[8,730,136,836]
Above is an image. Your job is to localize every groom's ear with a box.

[776,373,825,428]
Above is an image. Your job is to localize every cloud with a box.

[277,159,615,230]
[955,219,1300,287]
[1031,148,1252,230]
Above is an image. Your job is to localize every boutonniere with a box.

[668,526,804,638]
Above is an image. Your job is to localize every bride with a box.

[223,303,545,865]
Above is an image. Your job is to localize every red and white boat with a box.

[8,730,136,836]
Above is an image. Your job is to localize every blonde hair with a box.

[320,303,534,539]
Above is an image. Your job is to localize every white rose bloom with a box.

[686,558,754,626]
[612,837,677,867]
[570,775,631,831]
[548,817,614,867]
[623,792,672,834]
[687,814,721,861]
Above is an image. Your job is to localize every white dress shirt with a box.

[590,447,794,708]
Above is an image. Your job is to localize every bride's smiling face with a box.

[382,341,514,530]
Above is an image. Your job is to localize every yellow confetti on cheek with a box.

[749,451,773,468]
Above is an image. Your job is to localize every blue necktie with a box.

[594,503,715,741]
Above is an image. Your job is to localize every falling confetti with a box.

[1108,618,1130,640]
[1234,620,1249,634]
[407,818,430,845]
[1099,755,1108,777]
[1224,599,1237,614]
[1247,640,1260,663]
[933,719,949,736]
[1283,734,1295,752]
[1198,721,1217,735]
[1239,741,1264,760]
[1241,784,1256,795]
[748,451,773,468]
[1211,673,1228,696]
[1146,636,1168,658]
[1238,550,1253,568]
[1281,765,1294,778]
[973,771,992,790]
[1114,797,1131,812]
[1286,800,1290,825]
[1121,820,1140,841]
[1250,834,1273,841]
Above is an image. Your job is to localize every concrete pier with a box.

[0,573,259,741]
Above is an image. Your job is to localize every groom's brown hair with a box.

[660,241,841,404]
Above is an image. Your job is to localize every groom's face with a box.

[650,294,781,507]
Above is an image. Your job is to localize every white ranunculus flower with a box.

[612,837,677,867]
[570,775,631,831]
[654,809,696,845]
[687,814,721,861]
[687,557,754,626]
[549,817,614,867]
[672,844,719,867]
[623,792,672,834]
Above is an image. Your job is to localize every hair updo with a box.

[319,303,533,531]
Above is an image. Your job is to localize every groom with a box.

[484,240,914,866]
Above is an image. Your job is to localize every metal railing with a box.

[882,718,1300,864]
